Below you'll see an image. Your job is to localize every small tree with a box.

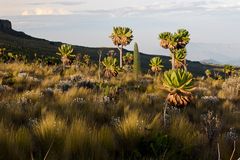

[149,57,164,76]
[223,65,234,78]
[0,48,6,62]
[159,29,190,70]
[83,54,91,66]
[0,48,6,56]
[102,56,119,79]
[110,27,133,68]
[56,44,75,66]
[133,43,141,78]
[205,69,212,78]
[123,52,133,66]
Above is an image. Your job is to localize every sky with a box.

[0,0,240,59]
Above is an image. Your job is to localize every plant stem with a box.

[171,52,175,70]
[43,139,54,160]
[163,101,168,128]
[229,140,236,160]
[98,50,102,82]
[118,45,123,68]
[217,142,221,160]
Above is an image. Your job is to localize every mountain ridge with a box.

[0,19,227,76]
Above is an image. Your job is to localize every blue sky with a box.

[1,0,240,59]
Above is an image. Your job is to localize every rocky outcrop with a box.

[0,19,38,40]
[0,20,12,31]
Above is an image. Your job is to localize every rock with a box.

[103,96,111,103]
[28,76,41,83]
[140,77,154,85]
[18,72,28,78]
[70,74,82,82]
[53,66,64,74]
[75,80,96,89]
[56,80,73,92]
[201,96,219,104]
[0,20,12,31]
[2,74,14,86]
[71,97,85,106]
[17,97,32,106]
[0,85,5,93]
[41,88,54,97]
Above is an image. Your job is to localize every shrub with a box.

[218,77,240,100]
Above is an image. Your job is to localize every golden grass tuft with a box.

[33,112,66,159]
[169,115,204,148]
[116,110,146,149]
[41,75,61,88]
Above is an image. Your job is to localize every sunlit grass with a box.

[0,61,239,159]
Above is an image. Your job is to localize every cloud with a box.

[70,0,240,17]
[72,2,203,17]
[202,0,240,11]
[21,8,72,16]
[20,0,240,17]
[27,1,85,6]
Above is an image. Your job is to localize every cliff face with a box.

[0,19,37,39]
[0,20,12,31]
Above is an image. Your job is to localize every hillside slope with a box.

[0,19,222,76]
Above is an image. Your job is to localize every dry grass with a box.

[0,61,239,160]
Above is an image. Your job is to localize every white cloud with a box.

[21,8,72,16]
[70,0,240,17]
[2,0,240,17]
[27,1,85,6]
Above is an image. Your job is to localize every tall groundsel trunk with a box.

[171,52,175,70]
[184,59,187,71]
[118,45,123,68]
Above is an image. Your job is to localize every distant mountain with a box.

[226,59,240,66]
[0,19,225,76]
[155,42,240,66]
[187,43,240,66]
[200,59,222,65]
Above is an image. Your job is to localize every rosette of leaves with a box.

[223,65,235,77]
[159,29,190,50]
[102,56,119,79]
[175,29,190,48]
[83,54,91,65]
[123,52,134,65]
[110,27,133,46]
[173,48,187,69]
[149,57,164,74]
[162,69,194,107]
[56,44,75,65]
[205,69,212,78]
[0,48,6,57]
[159,32,172,49]
[44,56,58,65]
